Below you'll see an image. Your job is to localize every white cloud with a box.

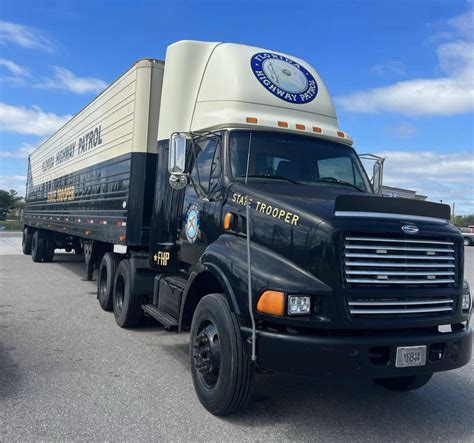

[0,175,27,196]
[37,66,107,94]
[378,150,474,214]
[0,58,28,76]
[446,7,473,40]
[388,122,417,138]
[0,61,107,94]
[0,142,36,158]
[0,102,71,136]
[371,60,406,76]
[336,10,474,116]
[0,20,54,53]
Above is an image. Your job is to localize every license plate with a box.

[395,346,427,368]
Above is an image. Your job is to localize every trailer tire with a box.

[43,237,55,262]
[113,259,143,328]
[374,373,433,391]
[31,231,45,263]
[190,293,255,416]
[98,252,121,311]
[22,227,33,255]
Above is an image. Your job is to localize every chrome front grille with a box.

[344,235,456,286]
[348,296,454,317]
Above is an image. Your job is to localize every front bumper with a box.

[242,326,472,378]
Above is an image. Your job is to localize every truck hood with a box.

[230,182,451,226]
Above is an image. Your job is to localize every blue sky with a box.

[0,0,473,213]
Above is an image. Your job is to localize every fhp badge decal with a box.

[185,204,200,243]
[250,52,318,104]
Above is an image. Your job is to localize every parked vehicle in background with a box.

[458,227,474,246]
[22,40,472,415]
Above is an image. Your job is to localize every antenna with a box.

[245,133,257,362]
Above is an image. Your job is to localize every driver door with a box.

[179,136,223,268]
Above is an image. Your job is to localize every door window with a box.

[191,138,222,194]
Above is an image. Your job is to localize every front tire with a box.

[22,227,33,255]
[113,259,143,328]
[190,293,255,416]
[464,237,471,246]
[98,252,121,311]
[374,373,433,391]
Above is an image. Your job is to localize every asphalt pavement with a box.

[1,231,473,442]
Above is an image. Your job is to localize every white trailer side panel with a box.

[25,59,164,246]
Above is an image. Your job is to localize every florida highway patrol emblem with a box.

[185,204,200,243]
[250,52,318,104]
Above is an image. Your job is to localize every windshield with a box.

[229,131,372,192]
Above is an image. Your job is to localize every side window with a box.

[191,138,222,193]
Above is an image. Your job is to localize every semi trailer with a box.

[23,40,472,415]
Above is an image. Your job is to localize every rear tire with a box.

[22,227,33,255]
[464,237,471,246]
[42,237,55,262]
[113,259,143,328]
[190,293,255,416]
[31,231,45,263]
[98,252,121,311]
[374,373,433,391]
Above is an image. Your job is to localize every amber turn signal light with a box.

[223,212,233,230]
[257,290,285,316]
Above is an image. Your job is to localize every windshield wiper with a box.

[315,177,365,192]
[239,174,301,184]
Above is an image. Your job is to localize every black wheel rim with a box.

[192,321,221,388]
[115,274,124,312]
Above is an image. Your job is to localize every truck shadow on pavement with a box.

[227,369,474,440]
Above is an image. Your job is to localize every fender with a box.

[178,260,240,330]
[194,233,333,322]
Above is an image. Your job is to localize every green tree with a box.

[0,189,23,211]
[452,214,474,227]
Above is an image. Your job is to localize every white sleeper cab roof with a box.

[158,40,352,145]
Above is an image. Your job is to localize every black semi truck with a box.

[23,41,472,415]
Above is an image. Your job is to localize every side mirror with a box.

[372,160,384,194]
[168,133,188,189]
[168,133,187,174]
[358,153,385,195]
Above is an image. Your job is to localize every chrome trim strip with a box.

[345,236,454,245]
[349,299,453,306]
[344,261,455,268]
[346,278,455,284]
[349,307,452,314]
[346,270,455,276]
[335,211,448,223]
[345,245,454,252]
[345,253,454,260]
